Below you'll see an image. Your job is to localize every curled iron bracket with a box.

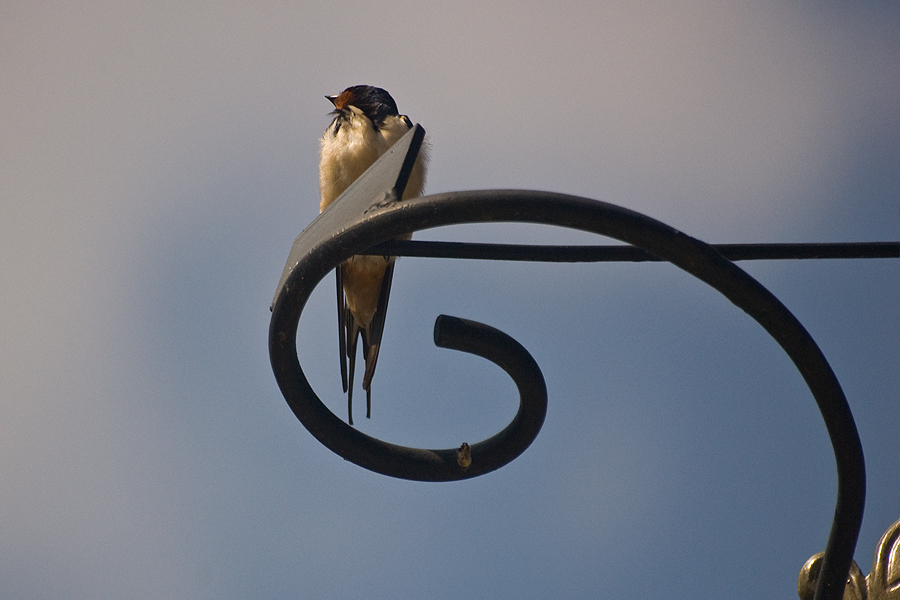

[269,126,547,482]
[270,125,868,600]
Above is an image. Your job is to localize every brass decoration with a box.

[800,517,900,600]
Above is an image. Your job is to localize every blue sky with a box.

[2,1,898,598]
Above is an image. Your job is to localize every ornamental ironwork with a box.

[269,125,899,600]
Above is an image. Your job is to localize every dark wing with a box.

[345,312,360,426]
[361,260,395,419]
[337,264,362,426]
[336,267,348,393]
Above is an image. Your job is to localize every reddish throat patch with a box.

[330,89,354,110]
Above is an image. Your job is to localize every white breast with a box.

[319,108,428,212]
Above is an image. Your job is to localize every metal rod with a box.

[271,126,876,600]
[364,240,900,262]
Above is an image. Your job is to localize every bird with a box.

[318,85,428,425]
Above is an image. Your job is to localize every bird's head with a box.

[327,85,401,131]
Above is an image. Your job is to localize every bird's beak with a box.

[326,94,339,106]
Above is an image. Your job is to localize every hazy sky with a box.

[2,1,898,598]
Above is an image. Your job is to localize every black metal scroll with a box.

[269,125,892,600]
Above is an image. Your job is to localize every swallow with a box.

[318,85,428,424]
